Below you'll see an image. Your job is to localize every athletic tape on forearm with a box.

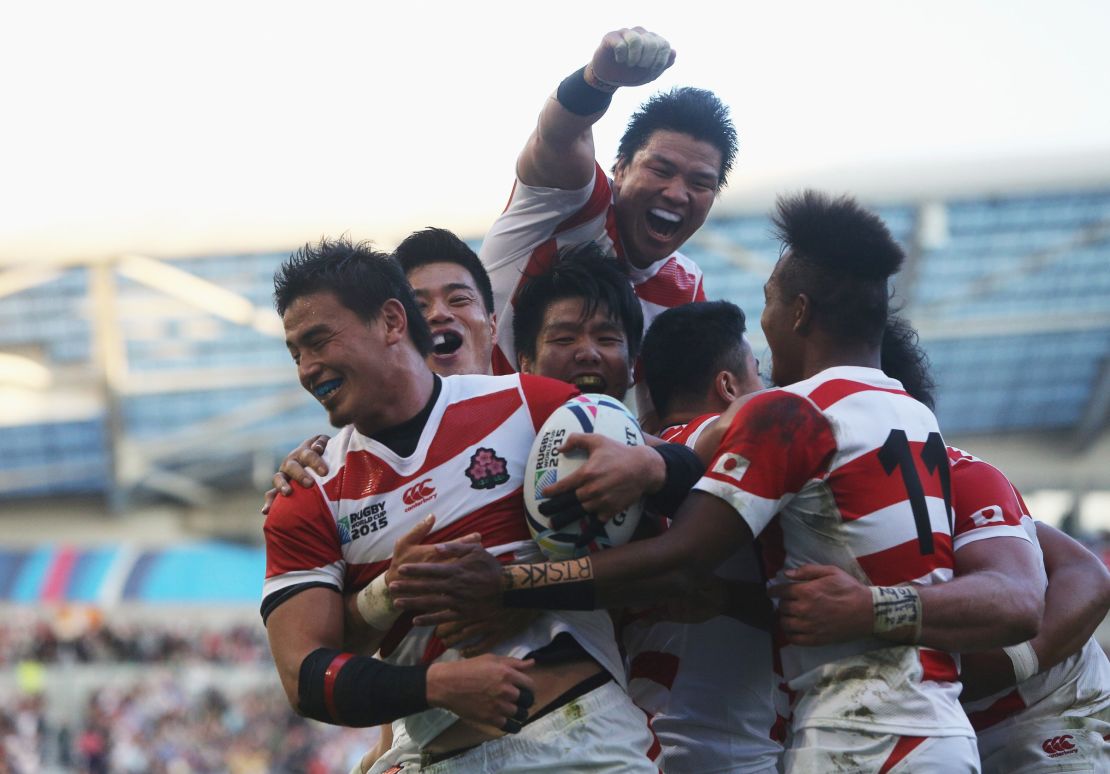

[1003,640,1039,683]
[647,443,706,515]
[501,559,597,610]
[556,66,614,116]
[356,572,400,631]
[870,585,922,642]
[298,647,428,727]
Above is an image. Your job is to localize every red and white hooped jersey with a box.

[693,366,972,738]
[622,413,782,773]
[262,373,627,744]
[479,163,706,417]
[950,447,1110,747]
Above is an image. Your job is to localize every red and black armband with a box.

[297,648,429,727]
[646,443,706,515]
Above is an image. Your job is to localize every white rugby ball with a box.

[524,393,644,560]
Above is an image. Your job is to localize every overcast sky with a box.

[3,0,1109,261]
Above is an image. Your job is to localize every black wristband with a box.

[504,578,597,611]
[646,443,706,515]
[556,66,614,116]
[298,647,428,727]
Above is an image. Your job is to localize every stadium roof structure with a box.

[0,183,1108,530]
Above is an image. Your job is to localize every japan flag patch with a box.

[711,452,749,485]
[969,504,1006,527]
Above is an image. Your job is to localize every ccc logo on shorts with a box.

[1041,735,1076,757]
[402,479,437,510]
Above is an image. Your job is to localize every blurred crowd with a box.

[0,611,375,773]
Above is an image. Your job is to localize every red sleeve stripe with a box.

[605,206,623,258]
[807,379,910,411]
[856,533,954,587]
[919,648,959,683]
[634,258,702,308]
[519,374,579,431]
[965,689,1027,731]
[511,239,559,308]
[715,391,837,499]
[552,164,612,234]
[264,483,342,578]
[491,344,516,375]
[950,457,1029,535]
[323,652,354,722]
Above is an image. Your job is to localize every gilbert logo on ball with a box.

[524,394,644,560]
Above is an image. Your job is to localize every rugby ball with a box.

[524,393,645,560]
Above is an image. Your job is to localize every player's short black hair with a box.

[274,236,434,356]
[772,190,905,346]
[641,301,751,418]
[512,243,644,365]
[880,314,936,409]
[615,87,738,190]
[394,227,495,314]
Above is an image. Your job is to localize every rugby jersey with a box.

[479,163,706,418]
[262,373,626,746]
[693,366,972,738]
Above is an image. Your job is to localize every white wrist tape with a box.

[1003,640,1039,683]
[356,573,401,631]
[871,585,922,642]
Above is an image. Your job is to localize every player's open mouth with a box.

[313,378,343,401]
[646,208,682,239]
[432,331,463,356]
[572,374,606,392]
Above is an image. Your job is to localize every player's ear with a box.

[716,370,741,403]
[380,298,408,344]
[518,352,535,375]
[792,293,812,333]
[488,312,498,340]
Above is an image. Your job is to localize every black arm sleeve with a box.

[297,647,429,727]
[645,442,706,515]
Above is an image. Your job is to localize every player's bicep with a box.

[266,586,345,706]
[666,490,755,570]
[517,109,597,190]
[953,535,1042,588]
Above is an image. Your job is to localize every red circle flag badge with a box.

[711,452,749,485]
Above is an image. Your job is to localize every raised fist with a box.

[588,27,675,90]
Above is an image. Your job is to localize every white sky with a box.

[2,0,1109,262]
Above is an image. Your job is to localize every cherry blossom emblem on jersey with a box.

[466,447,511,490]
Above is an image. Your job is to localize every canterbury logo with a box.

[1041,735,1076,757]
[402,479,436,508]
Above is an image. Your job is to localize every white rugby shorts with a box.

[786,727,980,773]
